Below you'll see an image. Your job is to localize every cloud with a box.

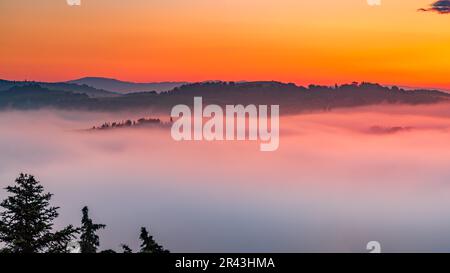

[419,0,450,14]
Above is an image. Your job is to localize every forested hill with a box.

[0,79,118,98]
[0,80,449,114]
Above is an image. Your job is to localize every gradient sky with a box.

[0,0,449,89]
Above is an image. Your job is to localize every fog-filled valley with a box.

[2,103,450,252]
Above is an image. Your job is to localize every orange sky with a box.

[0,0,449,89]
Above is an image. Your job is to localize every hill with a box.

[0,81,449,113]
[67,77,187,94]
[0,79,118,98]
[0,84,91,109]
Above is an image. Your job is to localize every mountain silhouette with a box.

[0,84,91,110]
[0,80,449,113]
[0,79,117,98]
[67,77,187,94]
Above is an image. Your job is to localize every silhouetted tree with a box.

[79,206,106,253]
[121,244,133,253]
[139,227,169,253]
[0,173,78,253]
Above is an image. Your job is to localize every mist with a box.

[2,103,450,252]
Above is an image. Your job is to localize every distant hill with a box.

[1,81,449,113]
[0,84,91,110]
[67,77,188,94]
[0,79,118,98]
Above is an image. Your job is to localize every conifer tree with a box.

[121,244,133,253]
[79,206,106,253]
[0,173,78,253]
[139,227,169,253]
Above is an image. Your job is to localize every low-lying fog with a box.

[2,103,450,252]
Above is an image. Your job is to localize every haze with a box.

[2,104,450,252]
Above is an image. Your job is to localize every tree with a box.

[139,227,169,253]
[121,244,133,253]
[79,206,106,253]
[0,173,78,253]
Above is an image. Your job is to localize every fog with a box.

[2,104,450,252]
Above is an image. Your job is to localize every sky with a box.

[0,0,449,89]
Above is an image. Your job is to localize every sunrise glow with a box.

[0,0,448,89]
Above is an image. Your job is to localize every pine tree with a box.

[0,173,78,253]
[139,227,169,253]
[121,244,133,253]
[79,206,106,253]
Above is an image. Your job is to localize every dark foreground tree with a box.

[79,206,106,253]
[121,244,133,253]
[0,173,78,253]
[139,227,169,253]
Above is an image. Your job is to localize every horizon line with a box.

[1,76,449,93]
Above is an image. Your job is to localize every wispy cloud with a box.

[419,0,450,14]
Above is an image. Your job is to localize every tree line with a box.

[0,173,169,253]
